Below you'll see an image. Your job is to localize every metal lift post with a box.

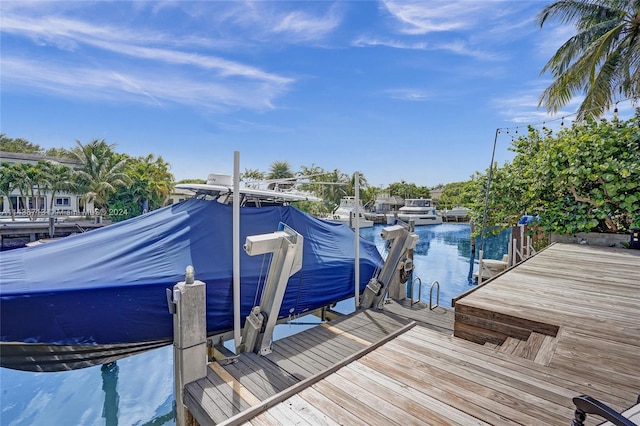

[239,223,303,355]
[359,224,419,309]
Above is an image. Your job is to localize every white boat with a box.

[387,198,443,226]
[443,206,471,221]
[327,196,374,228]
[176,174,321,206]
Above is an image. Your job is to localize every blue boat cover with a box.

[0,199,383,345]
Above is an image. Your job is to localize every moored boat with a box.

[387,198,443,226]
[0,197,382,372]
[326,196,374,228]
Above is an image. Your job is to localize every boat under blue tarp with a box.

[0,199,382,349]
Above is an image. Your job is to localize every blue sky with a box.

[1,1,634,188]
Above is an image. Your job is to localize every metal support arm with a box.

[239,223,303,355]
[359,224,418,309]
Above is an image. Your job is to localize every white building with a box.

[0,151,93,217]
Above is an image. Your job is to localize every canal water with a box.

[0,223,509,426]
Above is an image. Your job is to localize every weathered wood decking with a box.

[185,243,640,425]
[184,306,454,425]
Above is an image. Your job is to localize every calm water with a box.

[0,223,509,426]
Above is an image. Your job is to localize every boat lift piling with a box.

[168,266,207,426]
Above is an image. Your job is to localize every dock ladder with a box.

[429,280,440,310]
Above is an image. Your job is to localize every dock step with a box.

[489,332,558,365]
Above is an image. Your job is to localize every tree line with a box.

[239,160,432,217]
[0,136,435,221]
[0,136,174,222]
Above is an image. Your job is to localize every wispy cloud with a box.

[2,57,286,112]
[385,88,432,102]
[1,5,295,112]
[381,0,505,34]
[352,36,427,50]
[491,83,581,125]
[201,1,343,44]
[369,0,525,62]
[352,36,498,60]
[271,8,342,42]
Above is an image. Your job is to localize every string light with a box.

[495,96,634,134]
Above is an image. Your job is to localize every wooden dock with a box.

[184,243,640,425]
[0,220,107,247]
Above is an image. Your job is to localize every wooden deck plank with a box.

[311,379,401,425]
[189,244,639,426]
[272,336,334,371]
[499,336,522,354]
[359,347,524,425]
[282,332,345,365]
[376,338,569,424]
[389,331,575,423]
[239,352,300,391]
[246,411,280,426]
[222,358,281,401]
[533,333,560,366]
[454,243,640,412]
[325,371,423,425]
[402,324,630,407]
[345,361,491,425]
[280,394,341,426]
[297,385,367,426]
[304,323,368,353]
[297,326,363,359]
[209,362,261,406]
[262,401,313,425]
[204,366,253,415]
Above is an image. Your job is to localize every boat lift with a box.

[238,223,304,355]
[359,223,419,310]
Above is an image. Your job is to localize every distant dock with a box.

[0,219,108,249]
[180,243,640,425]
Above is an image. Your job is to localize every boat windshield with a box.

[406,199,431,208]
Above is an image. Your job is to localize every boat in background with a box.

[0,191,382,372]
[442,206,471,222]
[175,173,321,206]
[327,196,374,228]
[387,198,443,226]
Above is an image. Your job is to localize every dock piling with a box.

[170,266,207,426]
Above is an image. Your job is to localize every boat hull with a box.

[0,340,169,372]
[386,213,443,226]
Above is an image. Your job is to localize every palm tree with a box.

[266,161,295,190]
[0,162,21,220]
[39,160,76,214]
[537,0,640,120]
[240,169,265,188]
[128,154,174,211]
[9,163,45,220]
[72,139,130,213]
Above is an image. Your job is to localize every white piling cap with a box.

[185,265,195,284]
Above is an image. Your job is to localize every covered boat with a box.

[0,198,383,371]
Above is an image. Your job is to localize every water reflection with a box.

[101,362,119,426]
[360,223,511,308]
[0,345,175,425]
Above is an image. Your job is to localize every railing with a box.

[429,280,440,310]
[409,277,421,306]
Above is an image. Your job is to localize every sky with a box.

[1,1,636,188]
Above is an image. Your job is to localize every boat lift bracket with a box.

[239,223,303,356]
[359,224,419,310]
